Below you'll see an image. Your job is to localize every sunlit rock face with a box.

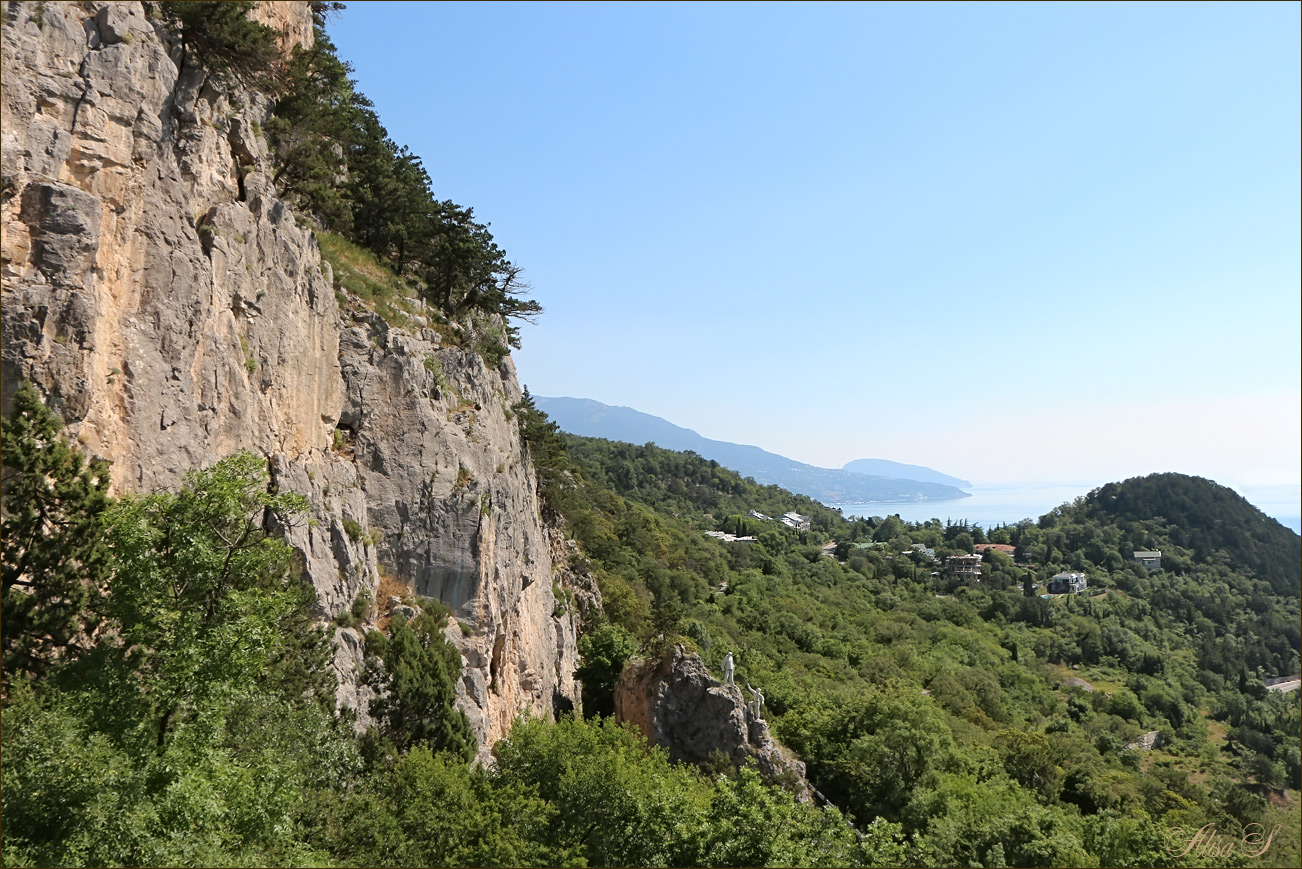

[1,0,580,756]
[615,644,812,799]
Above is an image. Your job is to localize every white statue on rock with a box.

[722,652,736,689]
[747,684,764,721]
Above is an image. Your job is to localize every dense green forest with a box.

[4,4,1299,867]
[6,382,1299,866]
[512,393,1296,865]
[515,393,1301,867]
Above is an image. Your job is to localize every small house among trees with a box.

[1132,550,1162,571]
[780,512,811,531]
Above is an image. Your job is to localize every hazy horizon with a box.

[536,393,1300,531]
[331,2,1300,499]
[539,392,1299,491]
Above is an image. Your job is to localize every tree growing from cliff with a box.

[514,388,572,518]
[363,606,474,763]
[267,24,367,234]
[1,382,112,684]
[264,12,543,341]
[157,1,281,85]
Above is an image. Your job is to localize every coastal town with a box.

[701,510,1166,599]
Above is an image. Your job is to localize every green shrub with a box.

[423,353,451,393]
[351,590,370,621]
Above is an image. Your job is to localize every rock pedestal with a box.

[614,644,811,800]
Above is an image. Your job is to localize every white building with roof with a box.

[1049,571,1088,594]
[780,512,811,531]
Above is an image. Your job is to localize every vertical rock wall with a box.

[1,0,579,755]
[1,0,335,484]
[333,318,582,749]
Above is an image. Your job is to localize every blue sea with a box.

[831,482,1301,534]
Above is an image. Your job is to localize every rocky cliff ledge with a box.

[615,644,812,800]
[1,0,580,757]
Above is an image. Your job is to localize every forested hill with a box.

[1057,473,1301,598]
[514,411,1302,866]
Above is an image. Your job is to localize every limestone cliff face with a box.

[2,0,333,483]
[1,0,579,755]
[330,317,583,747]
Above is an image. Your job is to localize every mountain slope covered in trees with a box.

[514,396,1302,866]
[1066,473,1301,599]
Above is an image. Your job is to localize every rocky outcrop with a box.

[547,520,603,623]
[2,0,335,485]
[333,315,583,752]
[1,1,580,757]
[615,644,811,800]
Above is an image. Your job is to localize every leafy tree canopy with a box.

[363,606,475,763]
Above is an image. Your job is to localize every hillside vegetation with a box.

[516,393,1301,867]
[1072,473,1301,598]
[3,5,1298,867]
[5,387,1299,867]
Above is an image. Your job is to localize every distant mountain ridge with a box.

[535,397,970,505]
[843,458,971,489]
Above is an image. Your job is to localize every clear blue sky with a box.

[329,1,1300,491]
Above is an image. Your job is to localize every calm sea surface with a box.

[831,482,1301,534]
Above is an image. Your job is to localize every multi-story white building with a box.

[946,553,983,580]
[780,511,811,531]
[1048,571,1088,594]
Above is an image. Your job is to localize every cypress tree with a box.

[365,608,475,762]
[1,383,112,683]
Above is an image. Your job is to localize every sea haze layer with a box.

[536,397,970,505]
[834,483,1107,528]
[836,482,1302,534]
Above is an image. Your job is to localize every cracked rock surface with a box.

[615,644,812,800]
[1,1,580,755]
